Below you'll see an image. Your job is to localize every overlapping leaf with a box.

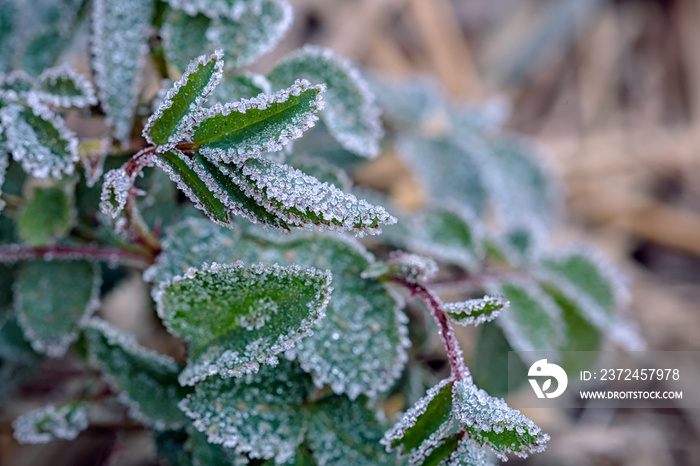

[144,51,224,147]
[15,260,99,357]
[445,296,508,327]
[179,360,312,463]
[148,218,409,399]
[207,72,271,104]
[12,403,88,444]
[18,186,74,246]
[91,0,154,146]
[155,261,332,385]
[0,97,78,178]
[83,318,189,429]
[268,46,383,158]
[35,64,97,108]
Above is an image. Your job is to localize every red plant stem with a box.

[0,244,153,268]
[391,276,467,381]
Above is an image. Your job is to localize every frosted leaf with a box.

[488,280,564,359]
[149,219,409,399]
[409,205,483,272]
[18,186,74,247]
[143,51,224,147]
[448,98,510,135]
[0,70,35,102]
[382,379,455,460]
[78,138,111,188]
[212,156,397,236]
[0,97,78,179]
[380,251,438,283]
[367,74,446,130]
[191,79,325,163]
[307,396,395,465]
[188,430,249,466]
[0,150,8,212]
[452,380,549,460]
[398,136,488,216]
[536,246,644,350]
[441,439,495,466]
[445,296,508,327]
[179,360,312,462]
[155,261,332,385]
[91,0,154,146]
[207,72,272,105]
[166,0,269,20]
[99,167,132,218]
[83,318,188,429]
[480,136,561,232]
[35,63,97,108]
[287,154,352,192]
[268,46,383,158]
[15,261,100,358]
[13,403,88,444]
[162,1,292,71]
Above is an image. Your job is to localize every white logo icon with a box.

[528,359,568,399]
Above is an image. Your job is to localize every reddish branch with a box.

[390,276,468,381]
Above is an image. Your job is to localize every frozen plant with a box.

[0,1,642,465]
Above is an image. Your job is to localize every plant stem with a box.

[0,244,153,268]
[390,276,467,381]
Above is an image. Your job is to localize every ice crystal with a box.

[13,403,88,444]
[166,0,270,20]
[452,380,549,460]
[191,79,325,163]
[154,261,332,385]
[179,360,311,463]
[215,156,397,236]
[83,318,188,429]
[14,261,100,358]
[99,167,131,218]
[383,251,438,283]
[143,50,224,148]
[91,0,154,146]
[268,45,384,158]
[445,295,508,327]
[444,439,496,466]
[35,63,97,108]
[0,96,78,179]
[489,280,564,358]
[536,245,644,350]
[0,70,35,102]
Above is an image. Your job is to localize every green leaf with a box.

[0,70,35,101]
[35,64,97,108]
[83,318,189,429]
[12,402,88,444]
[287,155,351,192]
[409,206,483,271]
[15,261,99,357]
[425,438,495,466]
[179,360,312,463]
[144,51,224,147]
[398,137,487,216]
[471,324,527,397]
[0,315,42,403]
[536,247,643,350]
[0,98,78,179]
[452,380,549,460]
[308,396,395,465]
[191,80,324,163]
[268,46,383,158]
[489,280,564,357]
[445,296,508,327]
[484,135,559,231]
[149,218,409,399]
[155,261,332,386]
[207,156,397,236]
[382,379,455,458]
[92,0,155,146]
[208,72,272,104]
[188,429,248,466]
[18,186,74,246]
[161,10,212,74]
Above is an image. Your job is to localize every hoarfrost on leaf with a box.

[0,96,78,179]
[99,167,132,218]
[179,360,311,463]
[83,318,189,429]
[35,63,97,108]
[166,0,271,21]
[154,261,332,385]
[268,46,384,158]
[15,261,100,358]
[382,251,438,283]
[191,79,325,163]
[91,0,155,146]
[13,403,88,444]
[445,296,508,327]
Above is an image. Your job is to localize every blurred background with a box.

[279,0,700,464]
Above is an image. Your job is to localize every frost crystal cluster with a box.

[0,1,642,465]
